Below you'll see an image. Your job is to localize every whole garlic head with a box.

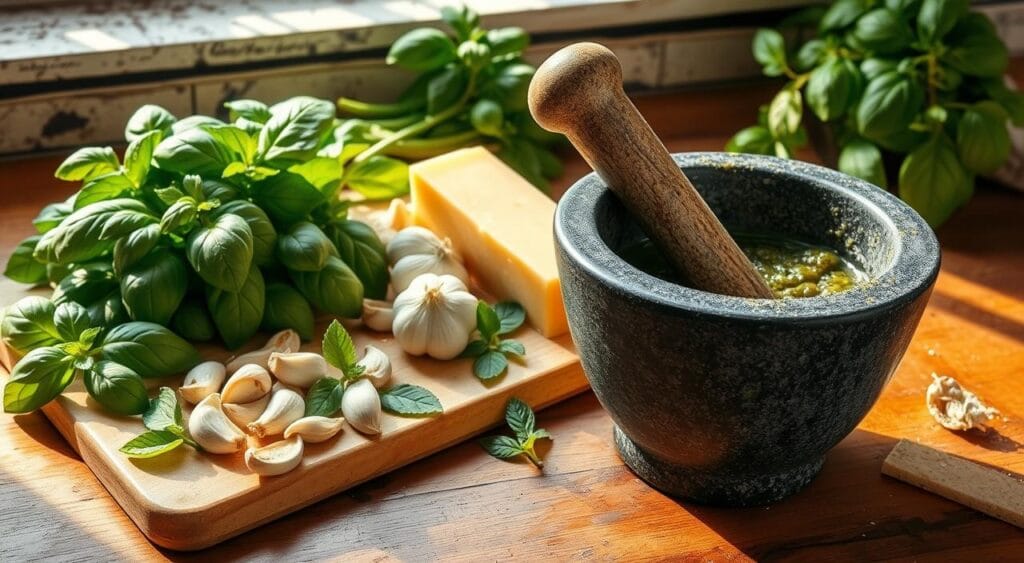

[392,273,477,360]
[387,227,469,293]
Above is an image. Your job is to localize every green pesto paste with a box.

[619,233,864,299]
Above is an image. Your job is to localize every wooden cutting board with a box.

[0,286,587,551]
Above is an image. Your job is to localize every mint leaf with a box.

[494,301,525,335]
[321,319,358,373]
[119,430,184,459]
[476,300,500,340]
[380,384,443,416]
[505,397,535,440]
[478,435,524,459]
[143,387,182,431]
[461,339,489,358]
[497,339,525,357]
[305,377,343,417]
[473,350,508,380]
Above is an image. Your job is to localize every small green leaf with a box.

[838,139,888,188]
[143,387,182,431]
[1,296,61,356]
[478,435,524,459]
[2,346,76,413]
[943,13,1007,78]
[899,133,970,227]
[473,351,508,380]
[125,105,176,142]
[751,29,787,77]
[119,430,184,459]
[345,156,410,200]
[124,130,161,186]
[4,235,47,285]
[84,361,149,415]
[725,126,774,155]
[767,86,802,138]
[505,397,535,440]
[820,0,868,31]
[305,377,343,417]
[494,302,526,335]
[957,101,1011,174]
[225,99,271,124]
[380,384,443,416]
[476,301,500,340]
[322,319,358,373]
[74,173,135,209]
[461,339,489,358]
[387,28,457,71]
[851,8,911,54]
[498,339,526,358]
[53,302,92,342]
[78,327,102,348]
[917,0,968,44]
[55,147,120,182]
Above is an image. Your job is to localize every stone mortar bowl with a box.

[554,152,940,506]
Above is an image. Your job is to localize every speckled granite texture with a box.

[554,152,940,506]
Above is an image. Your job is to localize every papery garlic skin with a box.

[284,416,345,443]
[245,436,304,476]
[387,227,469,293]
[221,364,273,404]
[180,361,226,405]
[341,378,382,435]
[225,329,301,374]
[222,394,270,429]
[392,273,478,360]
[927,374,1000,431]
[357,345,392,389]
[188,393,246,454]
[362,299,395,332]
[268,352,328,388]
[248,386,305,438]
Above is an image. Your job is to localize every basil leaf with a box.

[504,397,535,440]
[478,435,523,459]
[262,282,315,341]
[121,251,188,325]
[981,78,1024,127]
[838,139,888,188]
[204,124,257,166]
[54,147,120,182]
[186,213,254,292]
[276,221,333,272]
[441,5,479,41]
[2,346,76,413]
[387,28,457,71]
[324,220,388,299]
[494,302,526,335]
[119,430,184,458]
[213,201,276,266]
[806,58,862,122]
[206,265,265,349]
[74,173,135,209]
[304,377,343,417]
[794,39,826,72]
[943,13,1007,78]
[33,202,72,234]
[852,8,911,54]
[380,384,443,416]
[427,65,468,115]
[860,58,897,81]
[752,29,787,77]
[143,386,182,431]
[491,64,533,113]
[460,339,489,358]
[917,0,968,44]
[486,27,528,58]
[171,299,217,342]
[475,301,501,341]
[767,86,802,138]
[257,96,335,167]
[35,199,157,265]
[84,361,149,415]
[201,178,240,203]
[170,115,223,135]
[4,235,47,285]
[52,263,118,309]
[725,126,774,155]
[250,171,325,224]
[473,350,508,380]
[0,297,60,355]
[125,105,176,142]
[290,256,363,318]
[53,302,92,342]
[820,0,867,31]
[322,319,358,371]
[498,339,525,357]
[124,130,162,186]
[856,71,923,143]
[898,134,970,227]
[345,156,410,200]
[153,126,239,177]
[113,223,161,278]
[225,99,271,124]
[289,157,342,197]
[159,198,198,234]
[956,101,1010,175]
[101,321,201,377]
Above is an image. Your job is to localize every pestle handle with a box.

[529,43,774,299]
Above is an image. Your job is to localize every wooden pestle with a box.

[528,43,774,299]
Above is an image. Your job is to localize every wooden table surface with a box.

[2,81,1024,561]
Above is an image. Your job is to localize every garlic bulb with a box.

[225,329,301,374]
[357,345,392,389]
[341,378,382,435]
[188,393,246,454]
[221,364,272,404]
[248,386,305,438]
[392,273,477,360]
[245,436,304,476]
[180,361,226,405]
[284,416,345,443]
[362,299,395,332]
[222,394,270,429]
[268,351,328,388]
[387,227,469,293]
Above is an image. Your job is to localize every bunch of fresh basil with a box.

[727,0,1024,227]
[334,5,564,193]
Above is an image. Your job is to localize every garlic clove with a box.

[248,386,305,438]
[244,436,304,476]
[222,394,270,428]
[225,329,301,374]
[268,351,328,388]
[387,226,443,264]
[180,361,227,405]
[221,364,272,404]
[188,393,246,454]
[341,378,382,435]
[390,249,469,294]
[392,273,478,360]
[284,416,345,443]
[357,345,392,389]
[362,299,395,332]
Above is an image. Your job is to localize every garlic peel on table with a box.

[245,436,305,476]
[926,374,1001,431]
[392,273,477,360]
[387,227,469,293]
[188,393,247,454]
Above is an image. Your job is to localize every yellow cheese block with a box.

[408,147,568,337]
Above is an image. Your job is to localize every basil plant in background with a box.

[727,0,1024,227]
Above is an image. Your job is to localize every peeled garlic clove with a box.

[245,436,304,476]
[225,329,301,374]
[222,394,270,428]
[390,241,469,294]
[284,416,345,443]
[357,345,392,389]
[248,386,305,438]
[180,361,226,405]
[268,351,328,388]
[221,364,272,404]
[341,378,382,435]
[188,393,246,454]
[362,299,395,332]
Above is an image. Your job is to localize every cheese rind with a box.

[408,147,568,337]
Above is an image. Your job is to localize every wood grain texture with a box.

[2,81,1024,560]
[882,440,1024,530]
[528,42,773,299]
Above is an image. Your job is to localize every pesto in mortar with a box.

[619,233,865,298]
